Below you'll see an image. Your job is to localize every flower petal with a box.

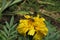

[28,27,35,36]
[33,32,43,40]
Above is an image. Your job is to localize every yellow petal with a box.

[33,32,43,40]
[40,17,45,21]
[17,23,24,29]
[20,20,28,23]
[17,27,29,35]
[40,28,48,36]
[39,27,48,36]
[28,28,35,36]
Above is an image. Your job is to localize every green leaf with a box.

[38,1,55,6]
[1,0,12,12]
[0,0,7,18]
[0,0,22,18]
[9,35,17,39]
[0,0,12,18]
[10,16,14,27]
[10,30,17,35]
[3,26,9,35]
[16,11,30,15]
[5,21,10,29]
[10,23,17,31]
[18,35,23,40]
[0,16,18,40]
[44,21,60,40]
[10,0,22,6]
[0,34,6,40]
[0,30,7,38]
[1,0,7,9]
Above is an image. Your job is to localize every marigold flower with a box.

[17,14,48,40]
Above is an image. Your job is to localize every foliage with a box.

[0,15,60,40]
[0,0,60,40]
[0,0,22,18]
[0,0,60,22]
[43,21,60,40]
[19,0,55,12]
[0,16,17,40]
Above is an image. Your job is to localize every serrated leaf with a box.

[10,30,17,35]
[0,34,6,40]
[10,23,17,31]
[1,36,6,40]
[10,16,14,27]
[3,26,9,35]
[0,16,18,40]
[5,21,10,29]
[9,35,17,39]
[0,30,7,38]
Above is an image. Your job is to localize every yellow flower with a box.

[17,14,48,40]
[28,27,35,36]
